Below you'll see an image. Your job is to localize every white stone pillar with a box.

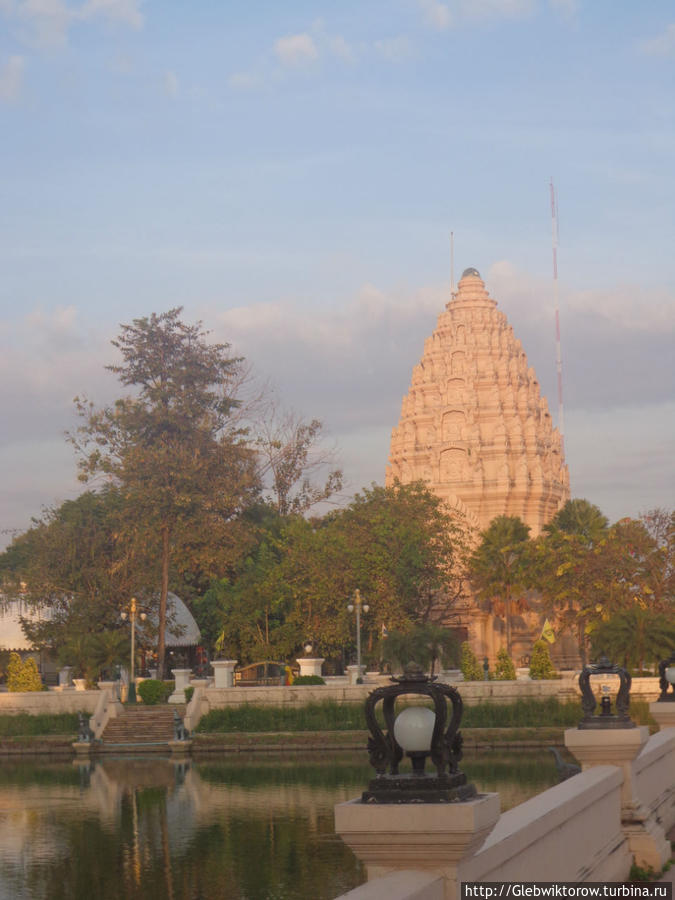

[211,660,237,688]
[296,658,324,678]
[169,668,192,704]
[335,794,500,900]
[58,666,73,688]
[565,726,670,870]
[649,702,675,730]
[347,664,366,685]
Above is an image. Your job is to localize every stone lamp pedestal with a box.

[296,657,324,678]
[565,725,670,870]
[649,702,675,730]
[335,794,500,900]
[211,660,237,688]
[346,664,366,685]
[169,668,192,704]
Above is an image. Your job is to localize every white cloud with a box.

[329,34,356,63]
[418,0,451,30]
[79,0,142,29]
[374,36,413,62]
[1,0,143,48]
[0,55,24,101]
[638,23,675,57]
[274,33,319,67]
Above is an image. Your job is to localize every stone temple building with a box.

[386,267,572,666]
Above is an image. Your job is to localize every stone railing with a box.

[0,689,100,714]
[88,682,121,740]
[0,675,662,717]
[333,725,675,900]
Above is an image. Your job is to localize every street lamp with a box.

[121,597,146,703]
[347,589,369,684]
[361,661,477,802]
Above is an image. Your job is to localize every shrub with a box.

[7,653,44,692]
[137,679,173,705]
[184,686,195,703]
[292,675,326,685]
[494,648,517,681]
[460,642,483,681]
[529,640,557,680]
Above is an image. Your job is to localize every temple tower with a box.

[386,268,570,537]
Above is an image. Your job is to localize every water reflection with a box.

[0,750,558,900]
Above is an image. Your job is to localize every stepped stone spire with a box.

[386,268,569,536]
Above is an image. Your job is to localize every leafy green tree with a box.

[532,510,668,665]
[460,642,483,681]
[469,516,531,657]
[545,499,609,545]
[69,309,259,677]
[380,624,459,675]
[529,640,557,679]
[590,607,675,674]
[196,480,469,667]
[494,647,516,680]
[0,490,142,665]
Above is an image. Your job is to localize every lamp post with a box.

[347,589,369,684]
[121,597,146,703]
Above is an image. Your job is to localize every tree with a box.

[69,309,259,677]
[494,647,516,680]
[529,640,557,680]
[590,607,675,674]
[469,516,531,657]
[7,653,43,692]
[196,480,469,667]
[545,499,608,545]
[460,642,483,681]
[532,510,669,665]
[255,409,343,516]
[380,624,459,675]
[0,490,140,662]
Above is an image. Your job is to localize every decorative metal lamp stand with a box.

[657,652,675,702]
[650,652,675,729]
[577,656,635,729]
[361,662,477,803]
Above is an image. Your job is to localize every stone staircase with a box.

[99,704,185,753]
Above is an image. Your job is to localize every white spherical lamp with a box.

[393,706,436,754]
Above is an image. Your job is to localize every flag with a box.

[541,619,555,644]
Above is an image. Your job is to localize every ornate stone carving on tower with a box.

[386,267,570,537]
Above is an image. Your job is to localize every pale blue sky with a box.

[1,0,674,544]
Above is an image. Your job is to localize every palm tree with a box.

[380,624,460,676]
[545,499,608,546]
[469,516,531,657]
[590,607,675,673]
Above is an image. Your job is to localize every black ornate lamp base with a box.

[578,715,635,730]
[362,771,477,804]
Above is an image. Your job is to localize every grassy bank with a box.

[195,697,656,734]
[0,713,79,738]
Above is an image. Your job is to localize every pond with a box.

[0,749,561,900]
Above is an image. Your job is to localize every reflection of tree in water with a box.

[0,752,557,900]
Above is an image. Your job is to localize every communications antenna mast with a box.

[550,178,565,456]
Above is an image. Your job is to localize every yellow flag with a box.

[541,619,555,644]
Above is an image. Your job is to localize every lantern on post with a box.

[361,661,477,803]
[578,657,635,729]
